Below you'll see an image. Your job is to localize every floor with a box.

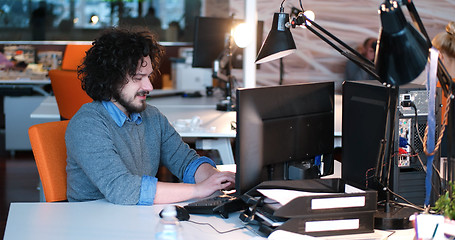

[0,150,40,238]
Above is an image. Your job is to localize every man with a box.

[344,37,378,81]
[65,28,235,205]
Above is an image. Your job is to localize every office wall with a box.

[230,0,455,92]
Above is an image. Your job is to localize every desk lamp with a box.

[213,18,253,111]
[255,0,453,230]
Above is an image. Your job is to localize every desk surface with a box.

[29,93,237,163]
[0,79,50,84]
[30,92,342,137]
[0,70,50,84]
[30,94,236,138]
[4,199,415,240]
[3,200,259,240]
[0,76,51,96]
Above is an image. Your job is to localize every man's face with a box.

[113,56,154,115]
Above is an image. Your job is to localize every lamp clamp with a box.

[290,12,305,28]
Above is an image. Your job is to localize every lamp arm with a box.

[403,0,453,96]
[301,17,380,81]
[403,0,431,47]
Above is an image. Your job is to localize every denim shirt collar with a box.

[102,101,142,127]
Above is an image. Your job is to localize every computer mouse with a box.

[159,205,190,221]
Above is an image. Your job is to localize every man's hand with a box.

[193,171,235,199]
[193,163,235,198]
[154,163,236,204]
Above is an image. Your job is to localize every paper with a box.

[257,189,334,206]
[257,184,366,207]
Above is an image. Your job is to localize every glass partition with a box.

[0,0,201,42]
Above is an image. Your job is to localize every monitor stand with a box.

[374,203,415,230]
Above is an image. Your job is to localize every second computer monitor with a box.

[235,82,335,195]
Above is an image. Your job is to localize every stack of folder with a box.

[240,178,377,237]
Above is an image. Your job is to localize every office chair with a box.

[29,120,69,202]
[49,44,93,120]
[61,44,92,71]
[48,69,93,120]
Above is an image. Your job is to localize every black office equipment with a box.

[184,82,335,218]
[192,16,263,69]
[342,81,392,192]
[342,81,442,229]
[192,16,264,111]
[235,82,335,195]
[159,205,190,221]
[393,84,442,205]
[240,178,376,237]
[184,194,245,219]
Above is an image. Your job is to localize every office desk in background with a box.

[30,92,237,164]
[1,77,52,153]
[0,78,51,96]
[30,92,342,163]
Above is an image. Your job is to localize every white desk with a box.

[30,93,343,162]
[0,77,52,153]
[30,94,237,164]
[0,78,51,96]
[4,200,416,240]
[150,95,236,164]
[3,200,260,240]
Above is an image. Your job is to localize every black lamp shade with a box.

[255,12,297,64]
[375,1,429,86]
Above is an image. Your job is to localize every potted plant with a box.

[433,182,455,220]
[433,182,455,238]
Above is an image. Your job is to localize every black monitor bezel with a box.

[235,82,335,195]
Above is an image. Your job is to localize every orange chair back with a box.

[29,120,69,202]
[61,44,92,71]
[49,69,93,120]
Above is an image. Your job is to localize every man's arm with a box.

[194,163,220,183]
[153,166,235,204]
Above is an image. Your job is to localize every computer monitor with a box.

[342,81,391,191]
[235,82,335,195]
[192,16,264,69]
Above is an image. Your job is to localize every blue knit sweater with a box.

[65,101,202,204]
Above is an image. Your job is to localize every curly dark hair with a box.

[78,27,165,101]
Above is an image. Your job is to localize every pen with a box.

[432,223,439,239]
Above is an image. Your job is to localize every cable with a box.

[378,184,424,211]
[423,93,451,156]
[409,103,444,200]
[365,167,377,189]
[407,143,444,204]
[410,102,426,151]
[188,220,247,234]
[409,102,443,177]
[373,150,428,211]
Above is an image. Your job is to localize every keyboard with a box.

[184,194,246,219]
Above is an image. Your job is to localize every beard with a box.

[115,90,149,114]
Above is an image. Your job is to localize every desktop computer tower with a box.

[392,85,442,205]
[342,81,441,206]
